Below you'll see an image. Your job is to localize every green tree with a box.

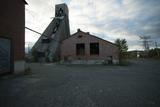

[115,38,128,64]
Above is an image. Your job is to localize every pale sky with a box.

[25,0,160,50]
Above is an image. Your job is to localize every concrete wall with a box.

[0,0,26,73]
[60,30,119,64]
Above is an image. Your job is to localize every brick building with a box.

[0,0,27,74]
[60,29,119,64]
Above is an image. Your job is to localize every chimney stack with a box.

[77,28,81,32]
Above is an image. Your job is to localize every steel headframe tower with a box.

[32,3,70,62]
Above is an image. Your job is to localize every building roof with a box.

[64,29,118,46]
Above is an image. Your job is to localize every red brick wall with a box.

[0,0,25,60]
[60,31,119,61]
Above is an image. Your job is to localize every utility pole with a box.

[155,42,159,57]
[139,36,150,51]
[155,42,158,48]
[25,42,33,54]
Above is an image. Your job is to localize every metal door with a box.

[0,37,11,74]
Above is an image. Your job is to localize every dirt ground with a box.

[0,59,160,107]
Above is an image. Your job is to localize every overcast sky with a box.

[25,0,160,50]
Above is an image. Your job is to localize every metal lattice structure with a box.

[139,36,150,51]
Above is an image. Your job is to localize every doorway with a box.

[0,37,11,74]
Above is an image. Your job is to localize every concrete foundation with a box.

[61,59,119,65]
[14,60,25,73]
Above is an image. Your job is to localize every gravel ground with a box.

[0,59,160,107]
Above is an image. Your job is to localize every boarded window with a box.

[37,52,45,57]
[90,43,99,55]
[76,43,85,55]
[78,35,83,38]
